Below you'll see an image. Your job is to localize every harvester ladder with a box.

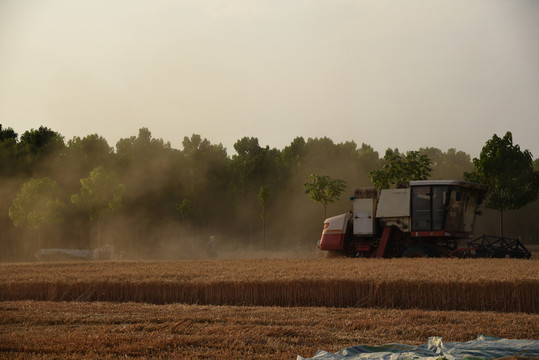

[375,226,393,258]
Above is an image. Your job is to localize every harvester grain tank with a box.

[318,180,531,258]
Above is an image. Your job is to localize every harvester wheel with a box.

[402,246,432,258]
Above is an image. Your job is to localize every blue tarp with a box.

[297,335,539,360]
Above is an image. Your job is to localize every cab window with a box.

[411,185,448,231]
[411,186,431,231]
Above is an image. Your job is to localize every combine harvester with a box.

[319,180,531,258]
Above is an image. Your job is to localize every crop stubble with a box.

[1,301,538,359]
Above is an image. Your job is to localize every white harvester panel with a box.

[353,188,377,236]
[376,188,411,217]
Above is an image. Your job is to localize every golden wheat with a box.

[1,258,537,312]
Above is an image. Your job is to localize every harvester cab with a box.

[318,180,531,258]
[377,180,485,237]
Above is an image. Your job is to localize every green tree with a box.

[71,166,125,222]
[181,134,231,228]
[230,137,281,245]
[176,199,192,224]
[9,177,65,249]
[115,128,175,180]
[9,177,65,228]
[369,149,431,189]
[0,124,17,142]
[18,126,65,175]
[304,174,346,219]
[19,126,64,155]
[0,125,19,177]
[181,134,230,199]
[302,138,359,177]
[232,137,281,195]
[115,128,179,231]
[420,147,472,180]
[464,131,539,237]
[66,134,113,171]
[357,143,380,171]
[71,166,125,247]
[176,199,192,233]
[441,148,473,179]
[63,134,114,194]
[258,185,270,250]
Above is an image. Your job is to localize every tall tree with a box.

[71,166,125,222]
[0,124,17,142]
[357,143,380,171]
[71,166,125,247]
[66,134,113,171]
[280,136,306,178]
[258,185,270,250]
[0,125,19,177]
[304,174,346,219]
[9,177,65,228]
[9,177,65,250]
[115,128,179,225]
[181,134,230,194]
[232,137,277,192]
[63,134,114,193]
[464,132,539,236]
[369,149,431,189]
[420,147,472,180]
[181,134,231,228]
[230,137,281,244]
[18,126,65,175]
[175,198,192,250]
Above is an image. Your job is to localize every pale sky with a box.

[1,0,538,158]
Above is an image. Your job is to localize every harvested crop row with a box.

[1,259,538,312]
[1,301,538,360]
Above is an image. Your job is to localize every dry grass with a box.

[1,258,538,312]
[0,301,537,359]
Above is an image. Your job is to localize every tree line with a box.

[1,125,538,261]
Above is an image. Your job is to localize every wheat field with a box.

[1,258,537,312]
[1,258,538,359]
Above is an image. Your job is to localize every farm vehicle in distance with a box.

[318,180,531,259]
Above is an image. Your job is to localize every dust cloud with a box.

[0,134,352,262]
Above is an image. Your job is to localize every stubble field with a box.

[0,258,538,359]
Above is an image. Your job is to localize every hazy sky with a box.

[1,0,538,157]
